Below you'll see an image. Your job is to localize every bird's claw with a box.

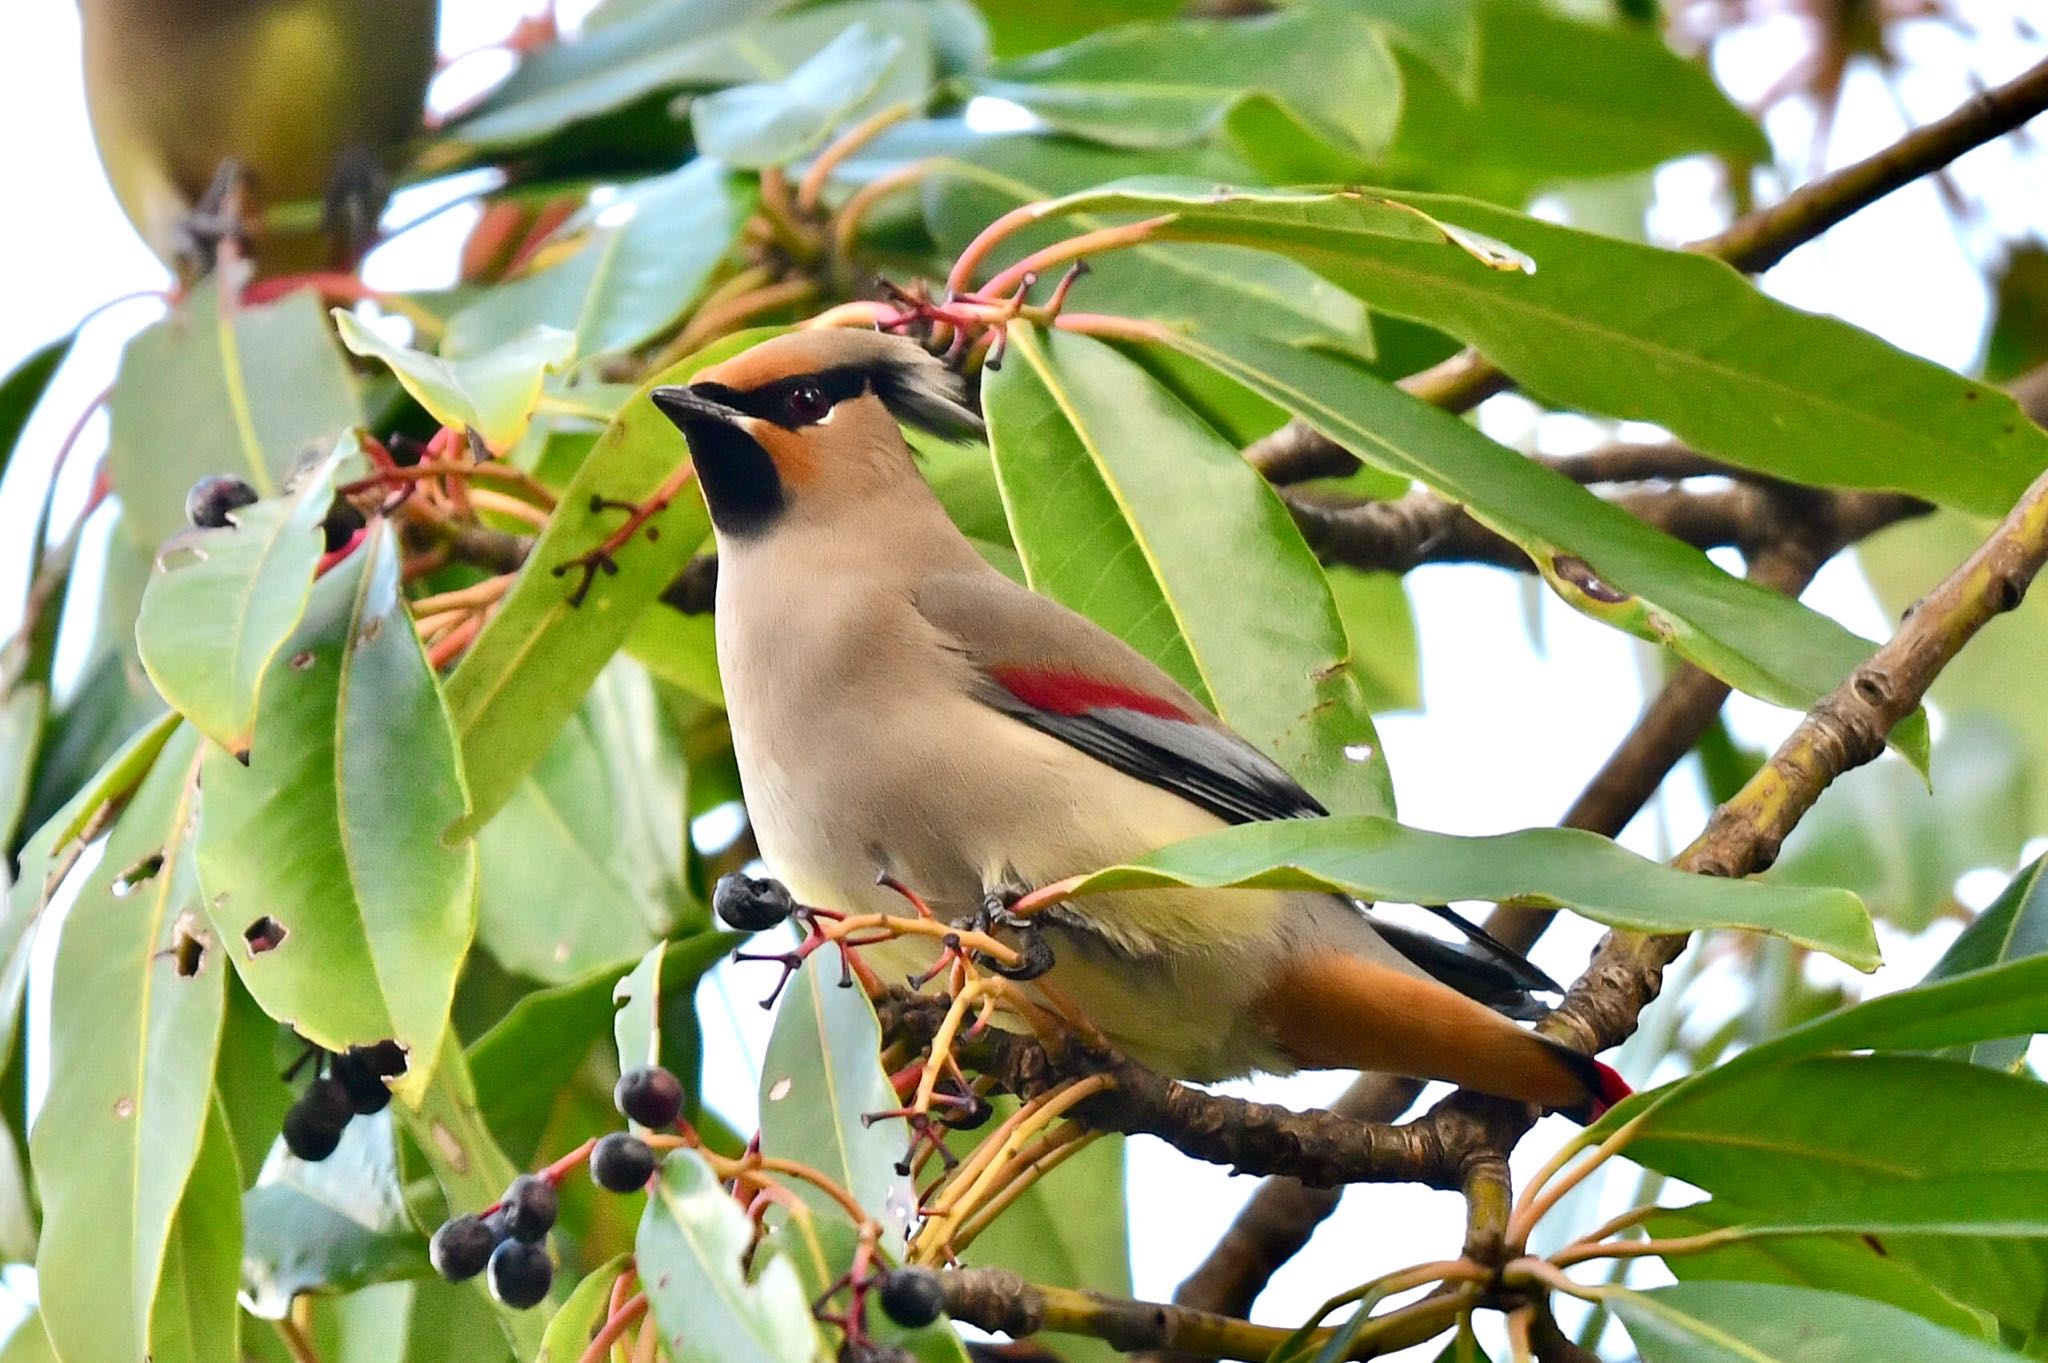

[963,885,1054,980]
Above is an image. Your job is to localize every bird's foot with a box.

[960,885,1054,981]
[177,159,254,279]
[322,144,389,271]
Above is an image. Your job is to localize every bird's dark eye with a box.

[783,384,831,424]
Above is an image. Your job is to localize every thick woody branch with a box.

[1281,483,1924,576]
[938,1267,1463,1361]
[875,991,1513,1189]
[1555,462,2048,1053]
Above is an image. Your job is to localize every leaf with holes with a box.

[984,325,1393,815]
[636,1149,819,1363]
[0,709,183,1061]
[1069,815,1877,965]
[31,725,225,1363]
[136,438,351,757]
[760,954,916,1251]
[334,312,573,451]
[196,526,476,1083]
[106,282,359,554]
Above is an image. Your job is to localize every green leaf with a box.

[32,726,226,1363]
[613,942,668,1080]
[1926,855,2048,1069]
[972,4,1402,154]
[335,313,574,452]
[759,955,916,1251]
[151,1095,243,1363]
[196,526,477,1081]
[135,438,351,756]
[906,130,1373,351]
[446,331,769,834]
[691,23,921,168]
[1613,1281,2027,1363]
[1068,814,1878,966]
[0,681,46,857]
[241,1111,427,1316]
[0,329,72,481]
[0,709,183,1061]
[1157,327,1920,763]
[107,282,360,553]
[985,326,1394,815]
[968,0,1180,60]
[1646,1202,1991,1340]
[1624,1055,2048,1232]
[636,1149,820,1363]
[447,0,941,158]
[445,162,753,363]
[537,1253,631,1362]
[476,701,659,984]
[0,1315,55,1363]
[1372,0,1766,196]
[1040,183,2048,517]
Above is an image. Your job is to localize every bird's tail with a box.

[1257,951,1630,1122]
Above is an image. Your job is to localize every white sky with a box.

[1,1,2043,1357]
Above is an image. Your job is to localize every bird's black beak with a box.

[650,385,747,430]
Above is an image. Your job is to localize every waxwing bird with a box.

[78,0,439,278]
[652,330,1628,1120]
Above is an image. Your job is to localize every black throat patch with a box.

[677,416,785,537]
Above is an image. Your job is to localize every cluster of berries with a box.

[185,472,365,550]
[282,1041,406,1162]
[425,1065,682,1310]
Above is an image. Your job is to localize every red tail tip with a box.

[1587,1059,1632,1120]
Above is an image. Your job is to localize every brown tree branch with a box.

[1553,461,2048,1053]
[937,1266,1467,1361]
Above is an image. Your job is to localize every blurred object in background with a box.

[77,0,439,278]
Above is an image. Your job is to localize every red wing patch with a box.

[986,665,1192,721]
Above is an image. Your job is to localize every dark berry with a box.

[185,475,258,529]
[614,1066,684,1129]
[500,1174,557,1242]
[430,1213,499,1282]
[590,1132,657,1193]
[322,499,367,552]
[331,1050,391,1115]
[487,1238,553,1309]
[354,1039,408,1077]
[299,1076,355,1131]
[714,873,795,932]
[876,1267,946,1328]
[939,1090,993,1131]
[281,1101,343,1161]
